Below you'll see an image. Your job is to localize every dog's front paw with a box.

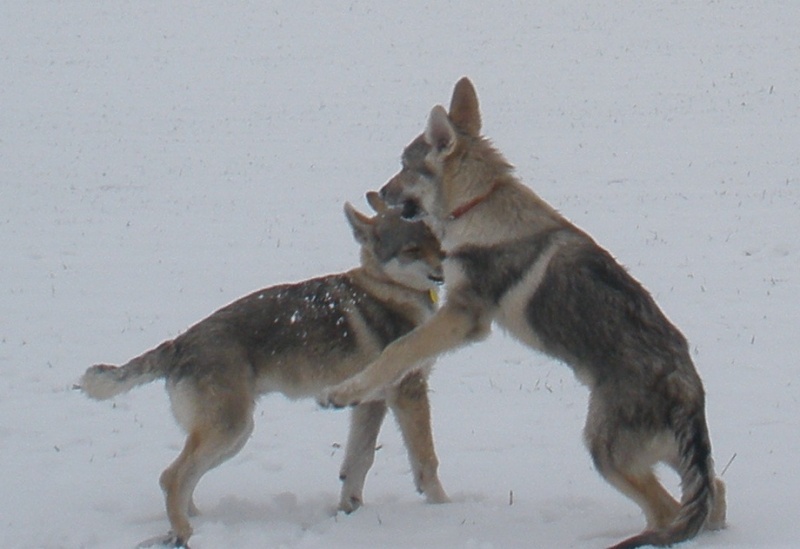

[135,532,189,549]
[317,378,369,409]
[337,494,363,514]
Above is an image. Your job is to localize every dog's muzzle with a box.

[428,274,444,285]
[379,187,423,220]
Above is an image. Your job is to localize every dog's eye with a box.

[402,246,422,258]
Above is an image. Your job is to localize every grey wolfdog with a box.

[80,195,449,548]
[320,78,726,548]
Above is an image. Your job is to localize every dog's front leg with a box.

[338,400,387,513]
[319,302,488,408]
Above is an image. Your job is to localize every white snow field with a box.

[2,2,798,548]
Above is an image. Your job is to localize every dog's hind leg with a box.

[338,400,387,513]
[586,426,679,530]
[160,383,255,545]
[388,369,449,505]
[601,467,680,530]
[708,477,727,530]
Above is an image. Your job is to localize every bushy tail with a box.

[80,340,174,400]
[609,411,721,549]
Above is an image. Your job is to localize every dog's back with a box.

[177,272,427,398]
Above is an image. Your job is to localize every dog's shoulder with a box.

[447,227,568,304]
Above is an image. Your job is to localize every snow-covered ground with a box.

[2,2,798,548]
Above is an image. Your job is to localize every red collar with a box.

[448,181,501,220]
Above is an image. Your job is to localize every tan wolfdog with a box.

[80,195,449,548]
[320,78,726,548]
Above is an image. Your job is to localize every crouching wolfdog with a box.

[80,195,449,548]
[320,78,726,548]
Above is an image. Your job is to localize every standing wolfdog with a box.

[320,78,726,548]
[80,195,449,548]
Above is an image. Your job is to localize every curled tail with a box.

[80,340,175,400]
[610,410,725,549]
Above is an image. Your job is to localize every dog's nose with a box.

[379,176,405,208]
[378,179,396,203]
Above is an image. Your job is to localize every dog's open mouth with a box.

[401,199,422,219]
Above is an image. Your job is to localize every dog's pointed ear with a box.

[448,77,481,137]
[425,105,456,156]
[344,202,373,245]
[366,191,388,214]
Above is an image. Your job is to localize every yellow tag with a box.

[429,289,439,304]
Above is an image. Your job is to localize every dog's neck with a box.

[352,261,437,308]
[448,180,501,220]
[348,266,438,328]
